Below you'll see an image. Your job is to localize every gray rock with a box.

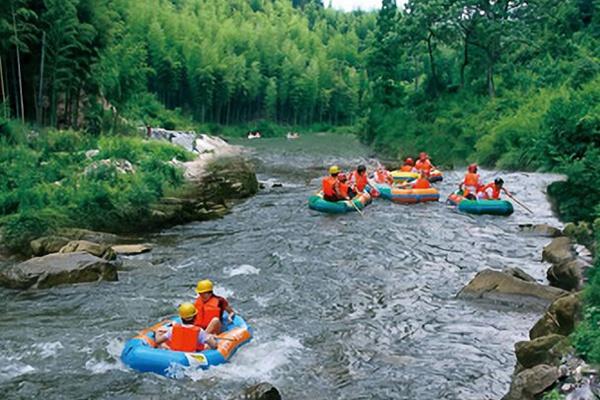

[458,269,568,306]
[543,237,576,265]
[111,244,152,255]
[547,259,584,291]
[519,224,563,238]
[504,267,537,282]
[0,252,118,289]
[503,364,560,400]
[530,292,583,339]
[231,383,281,400]
[30,236,70,256]
[60,240,117,261]
[57,228,121,245]
[515,334,570,369]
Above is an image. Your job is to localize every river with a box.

[0,133,563,399]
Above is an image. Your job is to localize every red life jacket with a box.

[400,165,413,172]
[479,182,501,200]
[412,178,431,189]
[322,176,337,197]
[415,159,432,173]
[166,324,204,352]
[352,171,368,192]
[339,182,349,198]
[194,296,223,329]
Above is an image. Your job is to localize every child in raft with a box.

[155,303,218,352]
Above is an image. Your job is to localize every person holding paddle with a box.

[478,178,508,200]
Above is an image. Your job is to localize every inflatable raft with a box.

[447,193,514,216]
[121,313,252,377]
[375,184,439,204]
[428,169,443,183]
[390,171,419,183]
[308,192,372,214]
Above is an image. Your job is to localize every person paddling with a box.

[460,163,482,200]
[194,280,235,335]
[155,303,218,352]
[322,165,346,201]
[400,158,415,172]
[411,172,432,189]
[373,164,393,184]
[478,178,509,200]
[415,152,434,176]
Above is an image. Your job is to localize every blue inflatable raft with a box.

[121,313,252,377]
[447,193,514,216]
[308,192,372,214]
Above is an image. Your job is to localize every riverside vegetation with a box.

[1,0,600,397]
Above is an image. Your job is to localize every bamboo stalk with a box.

[0,55,6,118]
[12,8,25,123]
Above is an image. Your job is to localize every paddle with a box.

[347,197,365,217]
[502,188,534,214]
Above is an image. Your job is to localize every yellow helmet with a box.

[195,279,214,294]
[329,165,341,175]
[178,302,197,319]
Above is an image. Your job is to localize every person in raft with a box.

[337,172,351,199]
[322,165,347,202]
[194,279,235,334]
[460,163,482,200]
[155,303,218,352]
[399,157,415,172]
[414,152,435,176]
[373,164,393,184]
[478,178,509,200]
[411,172,432,189]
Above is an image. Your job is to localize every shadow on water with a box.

[0,133,564,399]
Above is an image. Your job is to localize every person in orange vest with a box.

[399,158,415,172]
[373,164,393,184]
[414,152,434,176]
[322,165,345,202]
[478,178,509,200]
[155,303,218,352]
[337,173,351,199]
[194,280,236,335]
[460,163,482,199]
[350,165,370,193]
[411,172,432,189]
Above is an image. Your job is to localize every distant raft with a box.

[308,192,372,214]
[428,169,443,183]
[121,313,251,378]
[390,171,420,183]
[447,193,514,216]
[375,184,439,204]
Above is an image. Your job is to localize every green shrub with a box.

[0,209,66,254]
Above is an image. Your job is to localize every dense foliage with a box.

[0,120,192,253]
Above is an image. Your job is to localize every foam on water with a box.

[0,356,35,383]
[32,341,64,359]
[84,338,127,374]
[224,264,261,277]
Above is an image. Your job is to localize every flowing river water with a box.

[0,133,564,399]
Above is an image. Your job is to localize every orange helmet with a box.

[468,163,478,173]
[404,157,414,166]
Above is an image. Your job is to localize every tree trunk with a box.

[0,55,7,118]
[72,85,81,129]
[37,31,46,125]
[460,36,468,88]
[12,9,25,123]
[426,32,437,92]
[413,54,419,90]
[487,60,495,97]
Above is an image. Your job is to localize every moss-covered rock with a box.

[515,334,571,370]
[530,292,583,339]
[30,236,70,257]
[59,240,117,261]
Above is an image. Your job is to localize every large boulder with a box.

[111,244,152,256]
[547,259,584,291]
[0,252,118,289]
[458,269,568,306]
[30,236,70,257]
[60,240,117,261]
[543,237,576,265]
[230,383,281,400]
[515,334,570,370]
[530,292,583,339]
[519,224,563,238]
[503,364,560,400]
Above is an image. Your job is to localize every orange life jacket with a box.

[322,176,337,197]
[463,172,480,187]
[194,296,223,329]
[166,324,204,352]
[374,170,390,184]
[415,159,432,173]
[352,171,368,192]
[400,165,413,172]
[412,178,431,189]
[479,182,501,200]
[339,182,349,198]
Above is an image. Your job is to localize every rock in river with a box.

[530,292,583,339]
[30,235,70,256]
[458,268,568,306]
[515,334,570,370]
[60,240,117,261]
[547,259,584,291]
[0,252,118,289]
[503,364,560,400]
[542,237,576,265]
[111,244,152,255]
[519,223,563,238]
[230,383,281,400]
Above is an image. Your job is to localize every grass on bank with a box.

[0,119,193,254]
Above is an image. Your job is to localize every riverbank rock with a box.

[547,259,584,291]
[230,383,281,400]
[457,268,568,306]
[111,244,152,255]
[519,224,563,238]
[30,236,70,256]
[59,240,117,261]
[0,252,118,289]
[543,237,576,265]
[503,364,560,400]
[530,292,583,339]
[515,334,571,370]
[57,228,122,245]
